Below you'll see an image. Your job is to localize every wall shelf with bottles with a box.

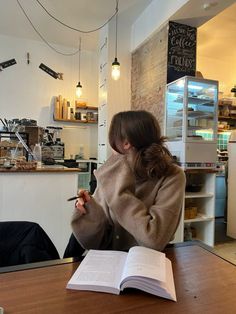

[53,104,98,123]
[53,95,98,124]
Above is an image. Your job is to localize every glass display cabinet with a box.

[165,76,218,169]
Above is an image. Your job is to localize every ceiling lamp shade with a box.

[76,81,82,98]
[231,85,236,97]
[111,57,120,81]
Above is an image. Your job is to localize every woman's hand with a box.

[75,189,91,215]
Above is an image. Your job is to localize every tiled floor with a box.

[213,218,236,265]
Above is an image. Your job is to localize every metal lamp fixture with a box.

[231,85,236,97]
[76,37,83,98]
[111,0,120,81]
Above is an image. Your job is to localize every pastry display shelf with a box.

[176,111,214,119]
[174,96,214,106]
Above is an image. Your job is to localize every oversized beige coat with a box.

[71,153,185,252]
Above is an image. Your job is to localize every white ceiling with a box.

[0,0,152,50]
[198,2,236,60]
[0,0,235,53]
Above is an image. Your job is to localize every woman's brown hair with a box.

[109,110,177,180]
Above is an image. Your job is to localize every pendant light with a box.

[231,85,236,97]
[111,0,120,81]
[76,37,82,98]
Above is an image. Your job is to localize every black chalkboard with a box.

[167,21,196,83]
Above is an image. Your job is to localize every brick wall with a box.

[131,23,168,130]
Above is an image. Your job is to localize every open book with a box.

[66,246,176,301]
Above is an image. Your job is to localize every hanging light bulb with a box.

[112,57,120,81]
[76,37,82,98]
[76,81,82,98]
[111,0,120,80]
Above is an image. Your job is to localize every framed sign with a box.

[167,21,196,83]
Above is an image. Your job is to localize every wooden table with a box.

[0,243,236,313]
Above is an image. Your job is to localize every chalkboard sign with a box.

[167,21,196,83]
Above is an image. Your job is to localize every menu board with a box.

[167,21,196,83]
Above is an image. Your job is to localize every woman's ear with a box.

[123,140,131,151]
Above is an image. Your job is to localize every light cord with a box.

[17,0,119,56]
[115,0,118,58]
[16,0,79,56]
[35,0,118,34]
[78,37,81,82]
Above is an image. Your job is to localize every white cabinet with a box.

[173,170,216,247]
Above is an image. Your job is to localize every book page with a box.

[67,250,127,293]
[121,246,166,283]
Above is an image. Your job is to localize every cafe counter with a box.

[0,166,80,257]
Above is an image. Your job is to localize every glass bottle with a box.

[33,143,42,168]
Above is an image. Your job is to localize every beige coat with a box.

[71,154,185,252]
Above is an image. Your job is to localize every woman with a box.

[71,110,185,252]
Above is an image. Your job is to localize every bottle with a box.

[78,145,84,159]
[33,143,42,168]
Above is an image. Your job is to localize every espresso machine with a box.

[42,126,64,161]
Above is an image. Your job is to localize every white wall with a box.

[97,10,133,165]
[131,0,189,51]
[197,3,236,96]
[0,34,98,159]
[107,11,132,117]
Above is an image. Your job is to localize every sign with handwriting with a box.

[167,21,196,83]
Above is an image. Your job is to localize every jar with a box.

[81,113,87,121]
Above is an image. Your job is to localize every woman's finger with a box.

[75,203,86,214]
[83,190,91,202]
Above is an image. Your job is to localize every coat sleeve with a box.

[71,185,113,250]
[95,154,186,251]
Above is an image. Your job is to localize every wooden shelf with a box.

[184,213,214,223]
[218,115,236,120]
[75,106,98,110]
[53,118,97,124]
[185,192,214,199]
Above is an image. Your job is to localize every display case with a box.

[165,76,218,169]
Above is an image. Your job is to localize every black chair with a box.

[63,233,85,260]
[0,221,60,267]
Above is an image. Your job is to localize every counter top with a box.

[0,165,81,173]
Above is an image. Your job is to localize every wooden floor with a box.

[213,217,236,265]
[214,217,233,244]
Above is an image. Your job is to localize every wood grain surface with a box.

[0,245,236,314]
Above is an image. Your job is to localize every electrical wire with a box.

[17,0,79,56]
[115,0,118,58]
[16,0,119,56]
[78,37,81,82]
[35,0,119,34]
